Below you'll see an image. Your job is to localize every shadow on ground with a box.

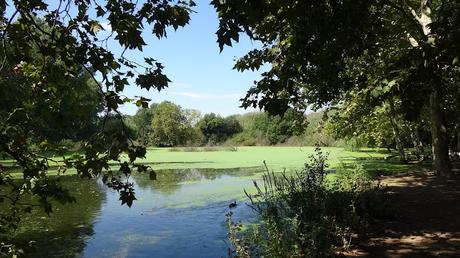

[339,158,428,178]
[351,162,460,258]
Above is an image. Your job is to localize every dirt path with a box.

[350,164,460,258]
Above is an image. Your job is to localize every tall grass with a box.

[227,147,386,258]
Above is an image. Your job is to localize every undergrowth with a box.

[227,147,387,258]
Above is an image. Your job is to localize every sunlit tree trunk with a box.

[404,0,451,176]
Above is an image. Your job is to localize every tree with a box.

[0,1,195,252]
[0,62,104,142]
[131,104,158,146]
[223,116,243,141]
[212,0,460,176]
[102,114,137,141]
[182,108,204,145]
[151,101,187,147]
[324,90,415,162]
[254,109,304,144]
[232,110,307,145]
[183,108,202,127]
[36,71,104,142]
[197,113,242,144]
[0,0,194,194]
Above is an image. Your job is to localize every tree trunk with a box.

[393,126,406,163]
[402,0,451,175]
[457,129,460,152]
[388,99,406,163]
[430,86,451,176]
[410,126,424,159]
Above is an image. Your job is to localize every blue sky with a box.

[113,0,264,116]
[4,0,264,116]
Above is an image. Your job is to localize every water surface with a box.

[5,167,262,258]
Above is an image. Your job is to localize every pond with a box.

[3,167,264,258]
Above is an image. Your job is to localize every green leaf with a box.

[119,162,131,176]
[387,80,397,88]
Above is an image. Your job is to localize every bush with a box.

[58,139,82,152]
[333,163,372,192]
[231,133,257,146]
[227,147,384,258]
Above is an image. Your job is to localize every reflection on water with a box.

[4,168,263,257]
[0,176,106,257]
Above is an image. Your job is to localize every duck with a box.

[228,201,237,209]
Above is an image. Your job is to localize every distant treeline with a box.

[120,101,335,147]
[119,100,460,161]
[25,91,459,154]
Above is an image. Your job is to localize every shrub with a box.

[58,139,82,152]
[227,147,384,257]
[231,133,257,146]
[333,163,372,192]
